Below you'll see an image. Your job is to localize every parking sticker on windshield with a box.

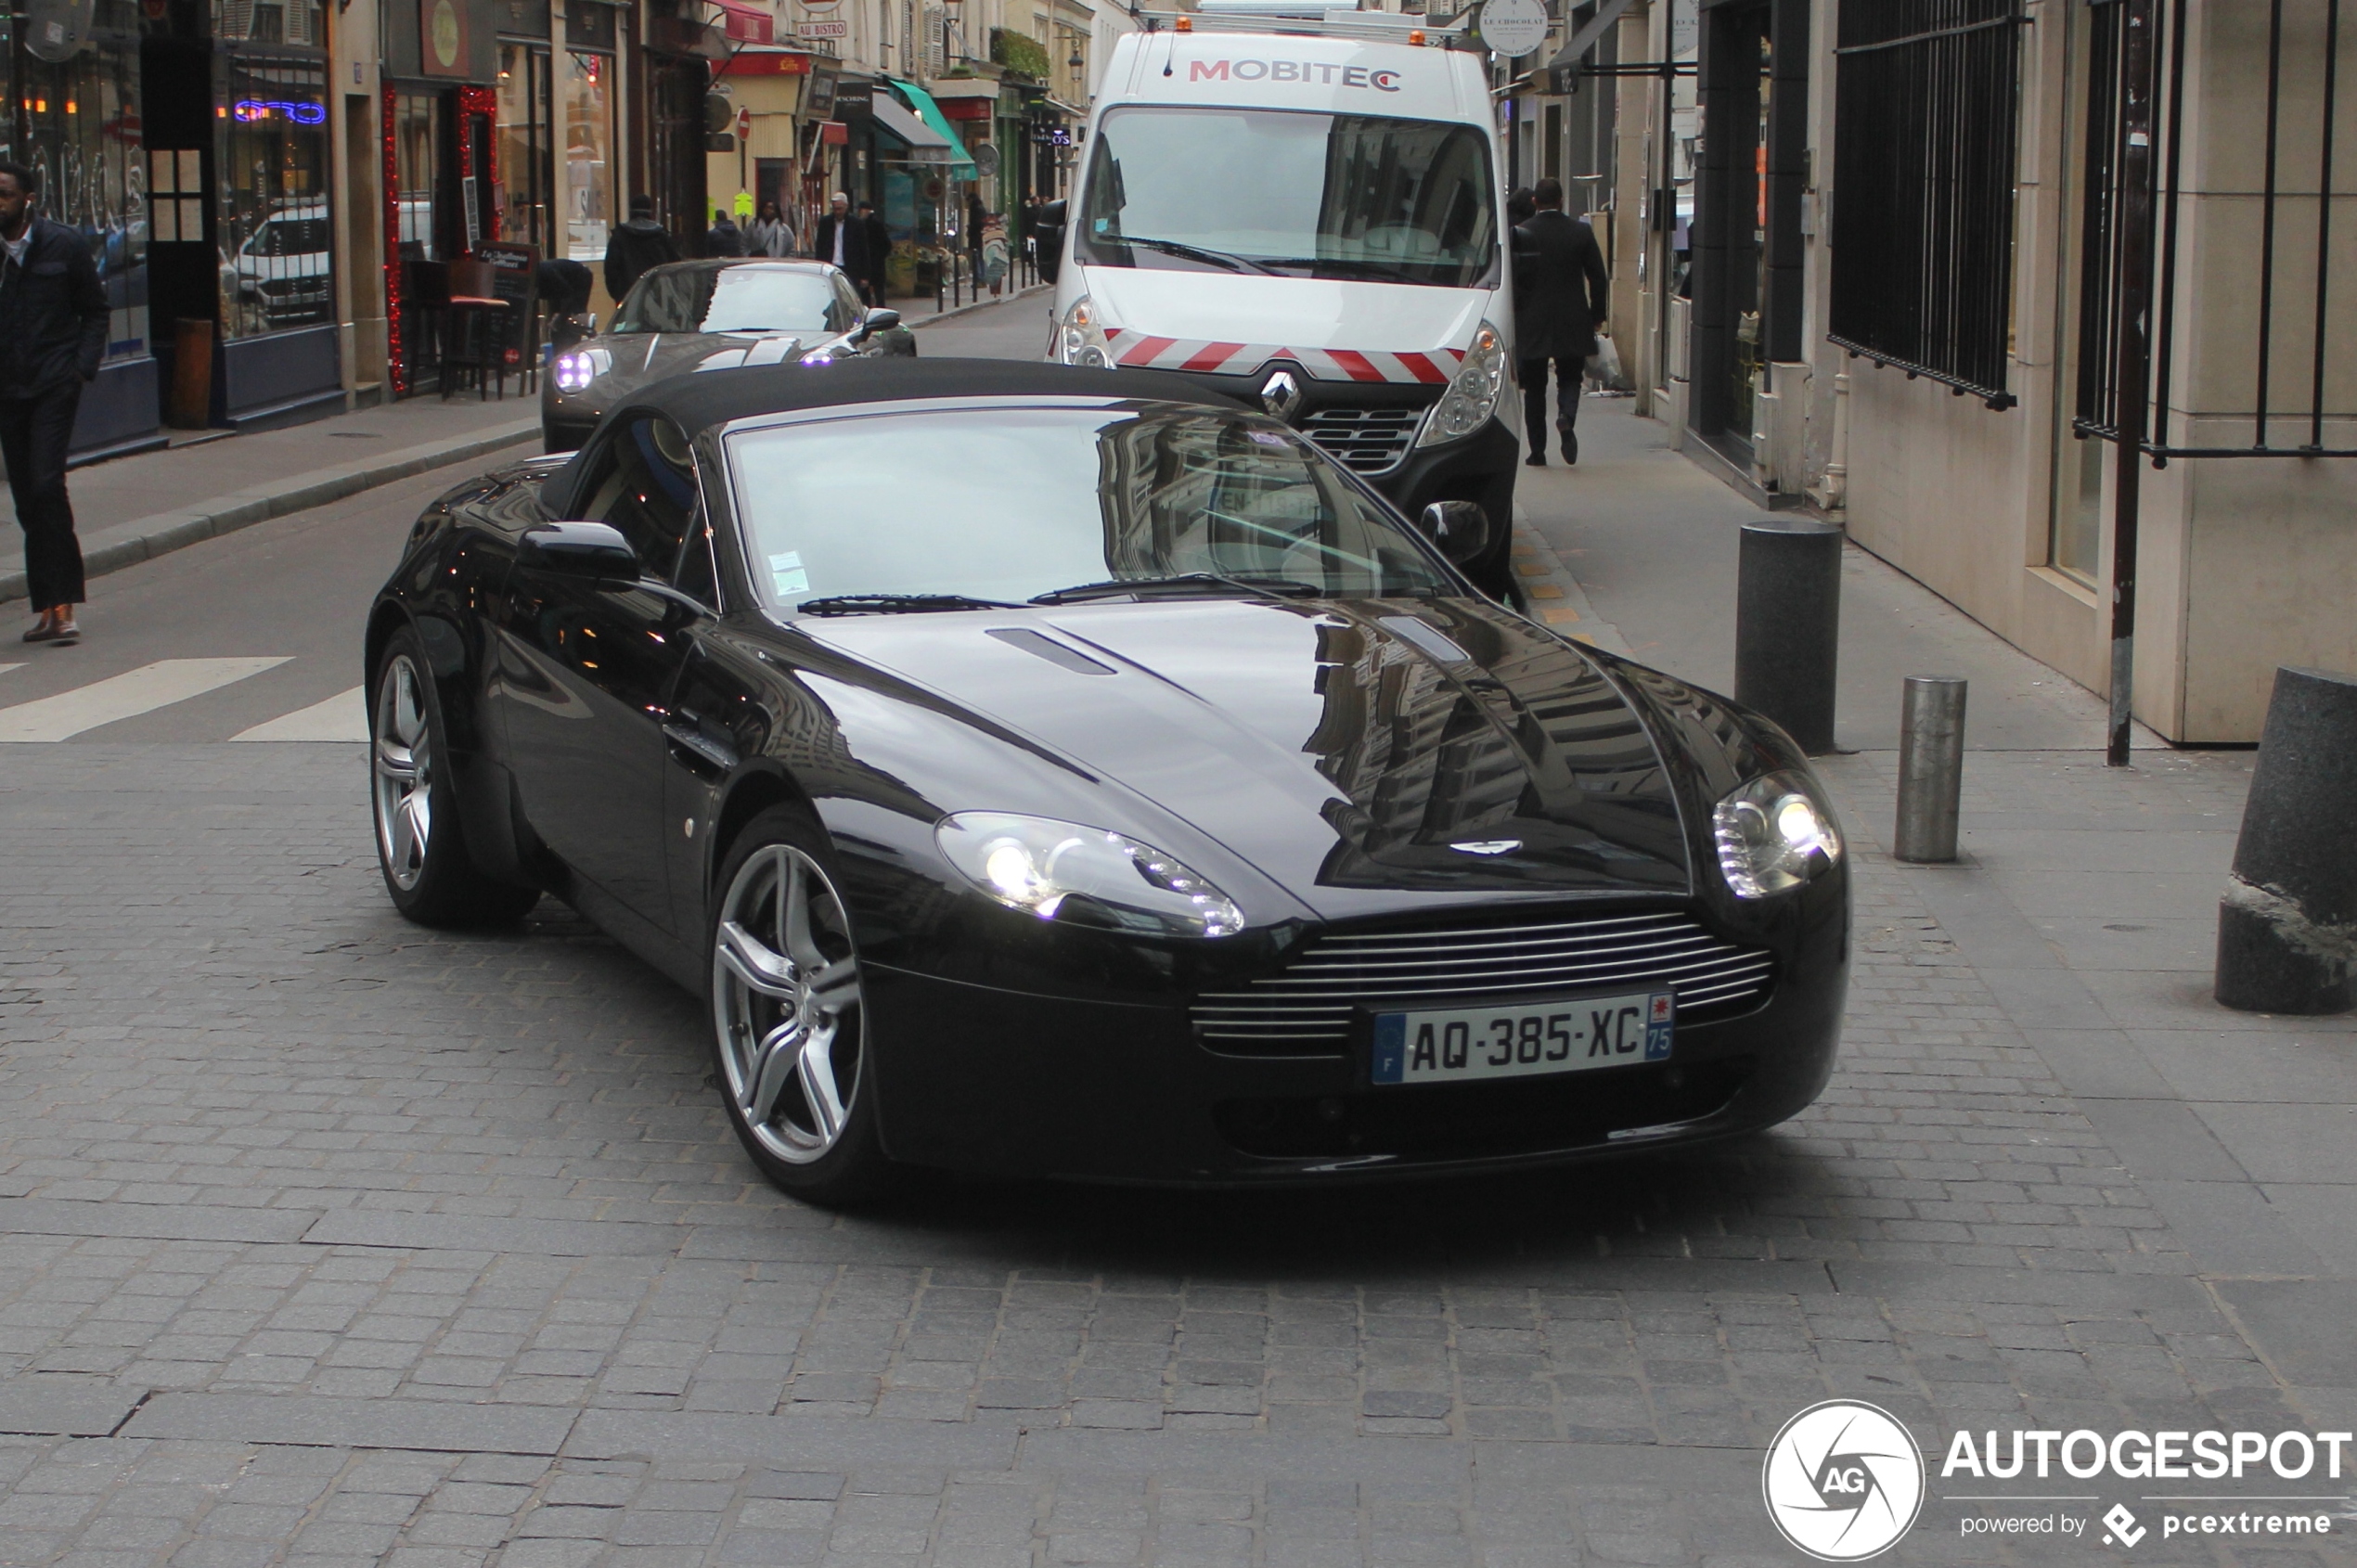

[767,551,809,598]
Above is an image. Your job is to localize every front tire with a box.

[707,807,895,1205]
[370,628,540,926]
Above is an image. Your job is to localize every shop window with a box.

[497,43,554,250]
[393,90,443,262]
[6,37,149,364]
[218,56,331,339]
[562,50,614,261]
[1826,0,2021,405]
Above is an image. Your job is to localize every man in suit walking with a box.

[0,161,107,646]
[813,193,873,302]
[1513,177,1609,467]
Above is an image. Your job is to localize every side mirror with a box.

[859,306,902,337]
[1033,199,1067,286]
[1416,500,1493,568]
[520,521,639,585]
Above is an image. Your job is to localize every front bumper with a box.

[861,901,1845,1185]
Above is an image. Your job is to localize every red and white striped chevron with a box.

[1107,332,1466,385]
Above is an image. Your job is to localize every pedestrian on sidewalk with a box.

[747,200,796,259]
[0,161,105,647]
[603,196,678,305]
[705,207,746,258]
[980,212,1010,300]
[857,201,892,305]
[814,194,875,303]
[1512,176,1608,469]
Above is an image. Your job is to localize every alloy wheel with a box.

[712,844,866,1163]
[372,653,433,892]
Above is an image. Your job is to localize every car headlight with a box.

[799,348,838,366]
[552,347,609,393]
[1415,321,1510,447]
[1712,771,1844,899]
[1056,296,1114,368]
[935,812,1243,938]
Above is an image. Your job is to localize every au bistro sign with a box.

[1187,58,1403,91]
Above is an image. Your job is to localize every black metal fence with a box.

[1827,0,2025,408]
[2075,0,2356,461]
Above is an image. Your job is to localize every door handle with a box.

[663,720,738,774]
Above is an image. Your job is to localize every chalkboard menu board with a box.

[475,242,540,368]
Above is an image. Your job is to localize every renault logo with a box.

[1259,368,1303,421]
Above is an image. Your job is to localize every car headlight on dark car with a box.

[552,347,609,393]
[1712,771,1843,899]
[936,812,1243,937]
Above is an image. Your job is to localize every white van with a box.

[1036,3,1520,594]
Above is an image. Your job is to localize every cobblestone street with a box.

[0,341,2350,1565]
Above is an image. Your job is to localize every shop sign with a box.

[798,20,846,36]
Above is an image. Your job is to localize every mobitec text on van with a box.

[1036,5,1522,595]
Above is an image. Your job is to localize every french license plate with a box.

[1369,990,1673,1086]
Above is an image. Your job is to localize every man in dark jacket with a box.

[812,193,874,302]
[857,201,893,305]
[705,208,746,258]
[603,195,679,303]
[1513,177,1609,467]
[0,161,106,645]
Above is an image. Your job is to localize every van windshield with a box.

[1075,107,1497,289]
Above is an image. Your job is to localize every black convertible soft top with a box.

[544,356,1246,517]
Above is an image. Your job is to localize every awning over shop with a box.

[888,80,979,176]
[869,90,966,172]
[707,0,773,44]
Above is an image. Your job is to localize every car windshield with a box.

[728,405,1457,609]
[1075,107,1498,289]
[613,266,843,334]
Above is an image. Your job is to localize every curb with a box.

[907,280,1050,330]
[0,418,539,607]
[1511,511,1633,657]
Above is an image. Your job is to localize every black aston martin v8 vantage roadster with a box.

[367,358,1848,1202]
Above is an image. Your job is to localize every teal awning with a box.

[890,79,978,177]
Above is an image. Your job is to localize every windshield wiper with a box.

[1030,572,1323,605]
[1110,236,1275,276]
[1256,256,1433,285]
[794,593,1023,615]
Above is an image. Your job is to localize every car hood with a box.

[593,330,820,385]
[800,597,1690,916]
[1078,266,1492,363]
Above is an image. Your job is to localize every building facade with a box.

[1551,0,2354,744]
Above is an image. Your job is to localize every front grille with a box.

[1299,406,1421,474]
[1192,911,1774,1058]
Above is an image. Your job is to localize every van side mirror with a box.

[1416,500,1493,568]
[521,521,640,585]
[1033,199,1067,285]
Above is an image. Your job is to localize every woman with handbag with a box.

[980,213,1011,299]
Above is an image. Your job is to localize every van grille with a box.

[1300,407,1422,474]
[1192,910,1773,1058]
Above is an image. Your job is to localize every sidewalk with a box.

[1,394,537,607]
[1517,395,2357,1420]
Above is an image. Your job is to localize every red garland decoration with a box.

[382,84,405,397]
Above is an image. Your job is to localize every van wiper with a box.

[1114,236,1275,276]
[1031,572,1322,605]
[795,593,1023,615]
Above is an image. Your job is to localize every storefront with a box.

[5,0,159,458]
[496,0,557,255]
[710,45,810,235]
[380,0,497,392]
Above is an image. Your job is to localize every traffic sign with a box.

[1477,0,1548,57]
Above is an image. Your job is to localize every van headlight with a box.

[1414,321,1510,447]
[936,812,1244,937]
[552,347,610,393]
[1056,296,1114,367]
[1712,772,1843,899]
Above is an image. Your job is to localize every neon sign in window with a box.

[233,97,327,124]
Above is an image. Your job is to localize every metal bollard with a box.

[1733,517,1844,753]
[1894,677,1967,863]
[2215,665,2357,1015]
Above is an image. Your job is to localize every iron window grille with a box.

[1827,0,2027,410]
[2075,0,2357,462]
